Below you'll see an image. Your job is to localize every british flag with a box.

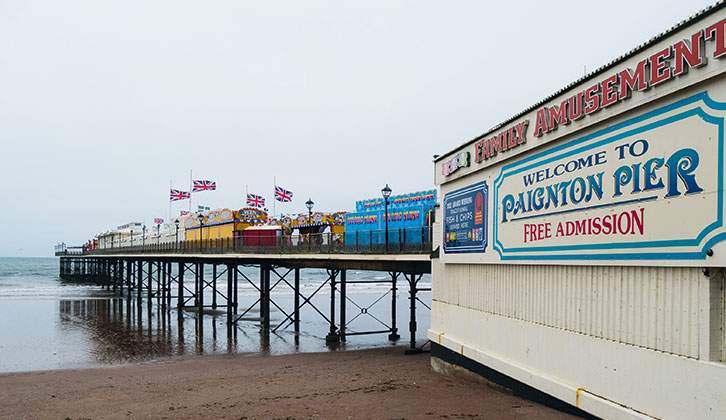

[180,210,189,216]
[192,180,216,192]
[170,189,191,201]
[154,218,164,224]
[274,185,293,202]
[246,193,265,208]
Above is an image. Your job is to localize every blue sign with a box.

[444,181,488,253]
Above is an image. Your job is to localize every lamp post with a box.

[175,220,180,246]
[381,184,392,251]
[305,198,314,252]
[130,229,133,248]
[142,225,146,247]
[197,213,204,252]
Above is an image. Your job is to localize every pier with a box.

[56,230,433,351]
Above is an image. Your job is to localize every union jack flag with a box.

[180,210,189,216]
[170,189,191,201]
[274,185,293,202]
[246,193,265,208]
[154,218,164,224]
[192,180,216,192]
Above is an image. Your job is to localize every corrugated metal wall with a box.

[434,263,704,358]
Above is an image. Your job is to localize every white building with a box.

[431,4,726,419]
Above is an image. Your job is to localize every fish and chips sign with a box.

[441,16,726,262]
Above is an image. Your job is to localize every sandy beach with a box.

[0,346,584,420]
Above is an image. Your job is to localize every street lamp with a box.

[197,213,204,252]
[381,184,392,251]
[142,225,146,247]
[306,198,314,251]
[130,229,134,247]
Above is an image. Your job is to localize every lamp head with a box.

[305,198,314,211]
[381,184,392,199]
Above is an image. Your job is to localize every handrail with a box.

[56,227,433,256]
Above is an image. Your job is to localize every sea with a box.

[0,257,431,373]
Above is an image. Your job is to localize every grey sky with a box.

[0,0,714,257]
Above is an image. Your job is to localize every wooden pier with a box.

[58,251,432,351]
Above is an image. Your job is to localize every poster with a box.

[444,181,487,253]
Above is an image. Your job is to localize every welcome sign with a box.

[493,92,726,260]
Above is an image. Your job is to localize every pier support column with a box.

[294,268,300,335]
[226,264,233,327]
[198,262,204,314]
[161,261,166,310]
[233,266,238,316]
[340,270,346,342]
[167,262,172,308]
[126,260,132,299]
[177,262,184,311]
[212,264,217,309]
[119,260,124,296]
[156,261,161,304]
[147,260,153,301]
[389,272,400,341]
[137,260,142,301]
[404,273,424,355]
[260,264,270,331]
[325,269,340,344]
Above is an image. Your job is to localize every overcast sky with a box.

[0,0,715,257]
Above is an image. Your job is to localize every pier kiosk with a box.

[431,4,726,419]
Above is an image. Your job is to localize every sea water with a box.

[0,257,431,373]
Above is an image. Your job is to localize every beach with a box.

[0,346,583,420]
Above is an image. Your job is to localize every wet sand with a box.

[0,347,583,420]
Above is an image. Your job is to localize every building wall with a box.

[430,6,726,419]
[433,263,706,359]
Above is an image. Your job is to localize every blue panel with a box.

[443,181,488,253]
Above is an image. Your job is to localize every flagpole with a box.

[169,179,172,222]
[245,184,248,208]
[189,169,193,213]
[273,176,276,218]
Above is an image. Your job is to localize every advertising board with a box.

[443,181,488,253]
[492,92,726,260]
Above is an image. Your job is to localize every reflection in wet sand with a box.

[57,296,346,365]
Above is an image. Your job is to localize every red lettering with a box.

[649,47,673,86]
[618,60,648,100]
[548,101,569,131]
[474,140,485,163]
[600,74,619,107]
[567,92,584,121]
[498,132,508,152]
[602,215,612,234]
[534,108,548,137]
[508,127,518,148]
[489,136,499,157]
[524,223,552,242]
[515,120,529,145]
[592,217,601,234]
[705,18,726,58]
[674,30,706,76]
[632,208,644,235]
[584,83,600,115]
